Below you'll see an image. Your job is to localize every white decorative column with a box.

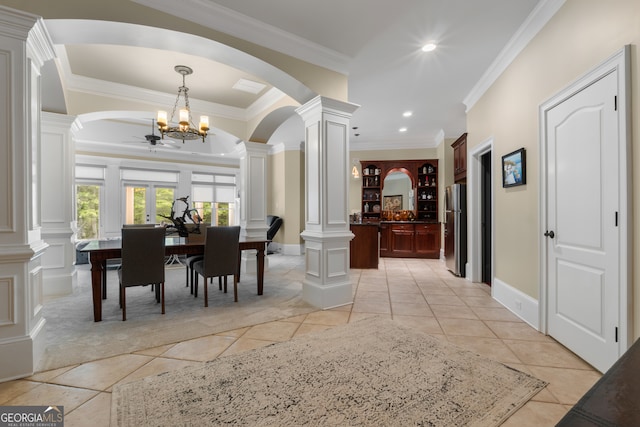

[40,113,77,296]
[0,6,55,381]
[238,141,270,273]
[296,96,359,309]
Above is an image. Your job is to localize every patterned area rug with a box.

[112,318,547,426]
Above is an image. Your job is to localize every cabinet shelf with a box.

[416,162,438,223]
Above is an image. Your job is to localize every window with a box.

[76,183,101,240]
[75,165,105,240]
[192,173,237,226]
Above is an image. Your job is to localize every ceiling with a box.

[44,0,543,160]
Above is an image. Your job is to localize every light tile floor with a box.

[0,256,601,426]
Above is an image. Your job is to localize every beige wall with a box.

[268,149,304,246]
[466,0,640,339]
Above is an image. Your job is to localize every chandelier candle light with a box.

[157,65,209,143]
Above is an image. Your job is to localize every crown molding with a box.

[131,0,351,74]
[463,0,566,112]
[27,18,56,68]
[0,5,40,39]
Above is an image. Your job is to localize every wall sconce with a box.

[352,165,360,178]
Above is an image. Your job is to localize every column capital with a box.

[0,5,40,39]
[238,140,270,156]
[296,95,359,121]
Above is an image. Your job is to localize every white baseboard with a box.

[492,277,540,329]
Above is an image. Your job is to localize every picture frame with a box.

[502,148,526,188]
[383,195,403,211]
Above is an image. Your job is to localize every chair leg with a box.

[161,282,165,314]
[185,265,189,288]
[223,276,228,293]
[122,287,126,321]
[233,275,238,302]
[218,276,222,290]
[194,273,199,298]
[204,275,208,307]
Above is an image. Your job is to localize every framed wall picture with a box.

[502,148,526,188]
[383,195,403,211]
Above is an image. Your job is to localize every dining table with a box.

[80,236,270,322]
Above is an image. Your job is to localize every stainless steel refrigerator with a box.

[444,184,467,277]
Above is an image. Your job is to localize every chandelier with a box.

[157,65,209,143]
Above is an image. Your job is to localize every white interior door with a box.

[545,70,620,373]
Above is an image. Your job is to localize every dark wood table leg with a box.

[102,260,107,299]
[256,244,265,295]
[90,257,104,322]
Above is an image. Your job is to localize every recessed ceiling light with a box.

[421,42,437,52]
[403,111,413,117]
[399,127,408,133]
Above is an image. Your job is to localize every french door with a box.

[123,183,175,225]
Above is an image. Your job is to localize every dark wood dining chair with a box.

[193,225,241,307]
[118,227,166,320]
[102,223,158,298]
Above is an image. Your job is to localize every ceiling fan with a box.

[130,119,180,150]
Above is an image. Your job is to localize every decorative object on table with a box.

[159,195,202,237]
[502,148,526,188]
[112,318,547,426]
[156,65,210,143]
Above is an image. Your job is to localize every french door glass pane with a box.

[76,184,100,239]
[193,201,212,224]
[216,202,230,226]
[125,186,146,224]
[155,187,175,223]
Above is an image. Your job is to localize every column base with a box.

[302,278,352,309]
[0,318,46,382]
[301,230,354,309]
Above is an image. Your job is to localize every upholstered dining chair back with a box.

[118,227,166,320]
[201,225,241,278]
[193,225,241,306]
[120,227,166,287]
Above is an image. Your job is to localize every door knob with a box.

[544,230,555,239]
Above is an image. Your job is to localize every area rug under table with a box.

[112,317,547,426]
